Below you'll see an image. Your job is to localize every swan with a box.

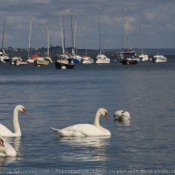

[0,137,17,156]
[114,110,131,122]
[51,108,111,137]
[0,105,27,137]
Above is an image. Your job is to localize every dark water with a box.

[0,58,175,174]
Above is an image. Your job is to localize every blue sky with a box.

[0,0,175,49]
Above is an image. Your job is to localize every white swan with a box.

[51,108,111,137]
[0,137,17,156]
[0,105,27,137]
[114,110,131,122]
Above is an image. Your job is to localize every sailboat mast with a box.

[98,8,102,52]
[126,16,130,48]
[58,9,65,55]
[74,19,77,54]
[28,18,32,59]
[140,19,143,54]
[124,8,127,49]
[46,22,49,57]
[63,17,66,55]
[70,10,74,54]
[2,17,6,49]
[85,30,88,56]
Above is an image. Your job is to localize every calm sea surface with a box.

[0,57,175,175]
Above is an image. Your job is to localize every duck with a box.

[114,110,131,122]
[0,105,27,137]
[51,108,111,137]
[0,137,17,156]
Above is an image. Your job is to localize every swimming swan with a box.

[114,110,131,122]
[0,137,17,156]
[51,108,111,137]
[0,105,27,137]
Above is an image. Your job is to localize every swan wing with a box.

[0,124,14,137]
[123,111,131,120]
[51,124,109,137]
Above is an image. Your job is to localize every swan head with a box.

[0,138,4,147]
[16,105,27,116]
[99,108,109,120]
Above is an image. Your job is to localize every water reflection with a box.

[57,136,111,162]
[114,120,131,126]
[13,137,21,153]
[59,136,111,147]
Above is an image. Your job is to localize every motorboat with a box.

[0,50,10,63]
[81,56,94,64]
[121,48,138,65]
[152,55,167,63]
[138,54,149,61]
[96,52,110,64]
[11,57,29,65]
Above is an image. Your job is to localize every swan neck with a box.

[13,108,21,136]
[94,110,101,127]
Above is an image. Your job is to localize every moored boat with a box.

[34,57,50,66]
[121,48,138,65]
[12,57,29,65]
[152,55,167,63]
[55,58,75,69]
[82,56,94,64]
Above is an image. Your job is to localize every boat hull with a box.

[55,60,75,69]
[122,60,138,65]
[14,60,29,65]
[71,58,80,63]
[34,57,50,66]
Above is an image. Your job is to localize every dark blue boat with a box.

[121,48,138,65]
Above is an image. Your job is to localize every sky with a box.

[0,0,175,49]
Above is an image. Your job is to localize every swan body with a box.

[51,108,111,137]
[0,105,27,137]
[0,137,17,156]
[114,110,131,122]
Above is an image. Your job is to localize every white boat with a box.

[34,57,50,66]
[138,54,149,61]
[152,55,167,63]
[11,57,29,65]
[96,53,110,64]
[81,28,93,64]
[82,56,94,64]
[95,9,110,64]
[0,50,10,63]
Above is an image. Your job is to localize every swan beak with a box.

[104,112,109,120]
[0,140,4,147]
[22,109,27,116]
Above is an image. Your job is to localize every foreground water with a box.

[0,58,175,174]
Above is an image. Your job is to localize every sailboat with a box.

[96,8,110,64]
[0,18,10,63]
[55,10,75,69]
[27,18,38,63]
[34,22,51,66]
[81,28,94,64]
[138,20,149,61]
[69,11,82,63]
[121,9,138,65]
